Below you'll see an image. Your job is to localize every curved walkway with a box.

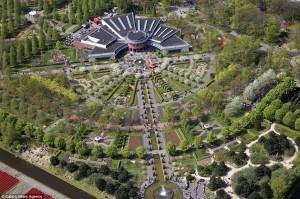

[222,123,298,198]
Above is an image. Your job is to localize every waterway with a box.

[0,148,96,199]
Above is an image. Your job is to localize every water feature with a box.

[160,185,167,196]
[153,184,174,199]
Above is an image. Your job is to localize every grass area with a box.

[172,153,197,175]
[111,159,121,170]
[152,82,164,103]
[274,124,300,139]
[154,155,164,182]
[166,77,190,92]
[240,129,259,144]
[194,149,211,161]
[151,131,159,150]
[175,127,193,143]
[121,159,147,186]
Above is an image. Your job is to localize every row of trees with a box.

[0,109,43,147]
[50,157,139,199]
[222,77,296,140]
[0,0,25,39]
[1,21,61,73]
[44,132,146,159]
[225,69,277,117]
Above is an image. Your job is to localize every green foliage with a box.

[75,141,89,156]
[136,146,146,159]
[30,75,80,102]
[282,111,296,128]
[270,168,297,199]
[167,142,177,156]
[92,145,104,159]
[217,36,260,69]
[54,136,66,150]
[105,145,118,158]
[207,176,226,191]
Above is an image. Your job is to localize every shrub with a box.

[50,156,59,166]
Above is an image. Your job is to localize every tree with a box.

[250,144,269,165]
[105,145,118,158]
[180,139,189,152]
[17,42,24,64]
[194,136,203,149]
[66,162,78,173]
[218,36,259,69]
[206,131,217,145]
[32,127,43,141]
[282,112,296,128]
[263,105,276,121]
[167,142,176,156]
[180,109,190,126]
[95,178,106,191]
[55,40,62,50]
[1,51,9,76]
[121,146,130,159]
[75,141,89,156]
[136,146,146,159]
[221,127,231,141]
[224,96,244,117]
[215,189,231,199]
[92,145,104,159]
[43,133,55,147]
[43,0,49,16]
[38,29,45,50]
[232,3,264,36]
[264,17,280,43]
[270,168,296,199]
[163,106,175,122]
[50,156,59,166]
[207,176,226,191]
[275,103,291,122]
[66,139,76,153]
[9,46,16,67]
[31,35,38,55]
[54,136,66,150]
[24,38,32,59]
[295,118,300,130]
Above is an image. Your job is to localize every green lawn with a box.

[121,159,147,186]
[166,77,190,92]
[274,124,300,139]
[240,129,259,144]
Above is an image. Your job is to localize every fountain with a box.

[154,184,174,199]
[160,185,167,197]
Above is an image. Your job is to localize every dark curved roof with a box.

[84,13,191,58]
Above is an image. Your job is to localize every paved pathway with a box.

[220,123,299,199]
[44,119,65,133]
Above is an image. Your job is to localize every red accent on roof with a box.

[26,188,53,199]
[0,171,19,193]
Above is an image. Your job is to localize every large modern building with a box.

[80,13,192,59]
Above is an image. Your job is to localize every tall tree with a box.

[9,46,16,67]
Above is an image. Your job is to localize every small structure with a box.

[28,10,37,17]
[94,136,104,143]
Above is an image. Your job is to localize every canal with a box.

[0,148,96,199]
